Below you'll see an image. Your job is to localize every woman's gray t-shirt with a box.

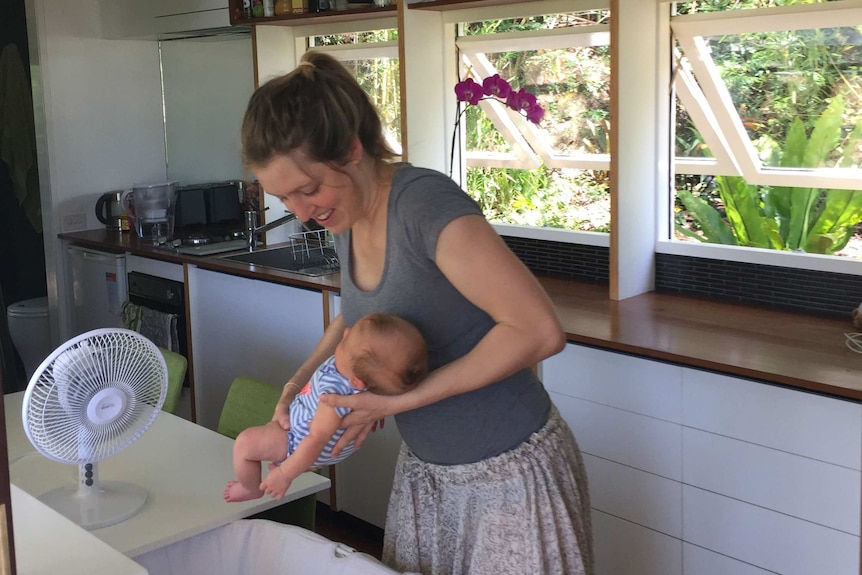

[334,165,551,465]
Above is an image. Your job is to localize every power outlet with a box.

[62,212,87,231]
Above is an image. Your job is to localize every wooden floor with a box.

[313,502,384,559]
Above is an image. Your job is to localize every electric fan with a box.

[21,328,167,530]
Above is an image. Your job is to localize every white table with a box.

[5,391,330,558]
[11,484,147,575]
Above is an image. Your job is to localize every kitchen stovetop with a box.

[162,225,248,256]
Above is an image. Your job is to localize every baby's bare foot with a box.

[224,480,263,502]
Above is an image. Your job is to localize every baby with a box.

[224,312,427,502]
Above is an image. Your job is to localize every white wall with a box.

[161,35,254,185]
[26,0,169,342]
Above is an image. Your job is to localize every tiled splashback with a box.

[503,236,609,284]
[502,236,860,319]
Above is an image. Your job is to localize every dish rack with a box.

[289,229,340,271]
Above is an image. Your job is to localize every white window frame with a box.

[662,1,862,275]
[452,5,611,245]
[300,17,402,154]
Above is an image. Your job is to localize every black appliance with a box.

[127,272,188,386]
[95,190,129,232]
[170,181,248,255]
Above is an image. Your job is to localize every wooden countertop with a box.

[59,229,340,291]
[541,278,861,401]
[59,230,862,401]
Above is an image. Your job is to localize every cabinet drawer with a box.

[683,543,773,575]
[683,485,858,575]
[584,454,681,537]
[543,344,682,423]
[552,392,681,480]
[683,428,860,534]
[593,510,682,575]
[682,368,861,469]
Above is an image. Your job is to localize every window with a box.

[309,28,401,154]
[670,1,862,260]
[454,11,611,234]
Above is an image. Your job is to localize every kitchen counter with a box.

[60,229,862,401]
[59,228,340,292]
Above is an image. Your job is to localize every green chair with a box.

[158,347,188,415]
[217,376,318,531]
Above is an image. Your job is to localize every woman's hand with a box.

[272,399,292,431]
[272,380,304,430]
[321,392,394,456]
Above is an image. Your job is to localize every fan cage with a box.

[22,328,167,464]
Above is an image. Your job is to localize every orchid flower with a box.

[450,74,546,180]
[454,78,483,106]
[453,75,544,126]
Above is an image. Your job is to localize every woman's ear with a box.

[348,138,364,165]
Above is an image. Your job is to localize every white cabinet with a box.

[543,344,683,575]
[335,417,403,529]
[99,0,233,40]
[541,343,862,575]
[186,267,325,430]
[681,368,861,575]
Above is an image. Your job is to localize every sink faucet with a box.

[245,209,298,251]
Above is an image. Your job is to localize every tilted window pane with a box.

[457,11,611,233]
[702,27,862,170]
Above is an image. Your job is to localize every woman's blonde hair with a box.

[241,51,397,168]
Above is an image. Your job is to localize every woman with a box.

[241,51,593,575]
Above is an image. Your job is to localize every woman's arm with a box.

[272,314,345,429]
[324,214,564,425]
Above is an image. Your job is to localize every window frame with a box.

[662,1,862,275]
[451,4,612,244]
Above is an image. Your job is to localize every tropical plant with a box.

[676,95,862,254]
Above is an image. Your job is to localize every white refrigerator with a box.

[66,245,128,336]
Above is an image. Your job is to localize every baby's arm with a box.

[259,398,343,500]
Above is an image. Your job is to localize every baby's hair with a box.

[352,313,428,393]
[241,51,396,169]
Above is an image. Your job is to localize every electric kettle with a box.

[95,191,129,232]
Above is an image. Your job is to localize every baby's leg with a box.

[225,421,289,502]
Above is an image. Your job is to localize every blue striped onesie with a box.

[287,355,363,467]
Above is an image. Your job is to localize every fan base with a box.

[39,480,148,530]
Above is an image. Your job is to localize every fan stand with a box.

[22,328,168,531]
[39,462,148,531]
[40,388,148,530]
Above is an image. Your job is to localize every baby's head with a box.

[335,313,428,395]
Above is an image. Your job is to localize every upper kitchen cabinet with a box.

[227,0,395,26]
[405,0,544,9]
[99,0,240,40]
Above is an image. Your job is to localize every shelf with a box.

[407,0,539,9]
[230,5,396,26]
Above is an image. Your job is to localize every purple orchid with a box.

[525,103,545,124]
[482,74,511,99]
[509,89,537,113]
[455,75,545,127]
[454,78,483,106]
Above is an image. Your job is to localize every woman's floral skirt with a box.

[382,406,593,575]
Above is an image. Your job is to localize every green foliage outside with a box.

[674,0,862,255]
[677,96,862,254]
[461,13,611,232]
[313,30,401,144]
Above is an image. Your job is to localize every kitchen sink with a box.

[220,244,340,277]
